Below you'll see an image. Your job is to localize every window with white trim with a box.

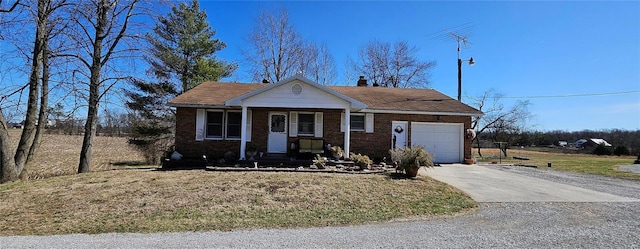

[206,111,223,139]
[297,113,315,136]
[226,111,242,139]
[201,109,251,140]
[341,112,374,133]
[290,111,323,137]
[350,114,365,131]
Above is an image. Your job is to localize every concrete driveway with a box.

[421,164,639,202]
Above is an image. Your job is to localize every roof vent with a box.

[291,83,303,95]
[357,76,367,87]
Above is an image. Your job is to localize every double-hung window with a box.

[226,111,242,139]
[350,114,366,131]
[341,112,374,133]
[297,113,315,136]
[206,111,224,139]
[204,110,249,140]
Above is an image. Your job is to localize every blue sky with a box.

[198,0,640,132]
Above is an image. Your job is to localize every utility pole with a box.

[450,32,473,101]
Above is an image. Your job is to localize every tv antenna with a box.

[428,23,475,101]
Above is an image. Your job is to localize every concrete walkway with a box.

[421,164,638,202]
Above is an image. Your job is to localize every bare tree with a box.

[0,0,19,13]
[61,0,143,173]
[1,0,66,182]
[244,8,337,84]
[311,43,336,85]
[354,39,435,88]
[244,8,306,83]
[470,89,532,157]
[343,56,357,85]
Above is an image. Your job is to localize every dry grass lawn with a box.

[0,130,476,235]
[475,148,640,180]
[0,170,476,235]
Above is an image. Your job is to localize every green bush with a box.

[613,146,630,156]
[592,144,612,156]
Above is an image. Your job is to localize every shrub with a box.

[313,154,327,169]
[390,146,434,177]
[349,152,372,169]
[592,144,612,156]
[613,146,630,156]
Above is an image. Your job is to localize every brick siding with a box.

[175,107,472,162]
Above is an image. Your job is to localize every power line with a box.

[499,90,640,99]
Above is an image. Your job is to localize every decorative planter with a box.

[404,166,419,177]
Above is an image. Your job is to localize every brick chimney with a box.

[357,76,367,87]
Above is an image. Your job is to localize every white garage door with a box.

[411,122,463,163]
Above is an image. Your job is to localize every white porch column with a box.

[240,105,248,160]
[344,108,351,157]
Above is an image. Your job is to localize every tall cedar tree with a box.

[125,79,177,164]
[127,0,235,163]
[146,0,235,92]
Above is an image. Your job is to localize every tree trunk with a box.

[78,101,98,173]
[0,110,19,183]
[78,0,108,173]
[27,27,50,167]
[475,137,483,158]
[13,0,48,178]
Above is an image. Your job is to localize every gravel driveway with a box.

[2,165,639,249]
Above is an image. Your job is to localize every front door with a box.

[268,112,288,153]
[391,121,408,150]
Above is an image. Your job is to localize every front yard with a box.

[0,170,476,235]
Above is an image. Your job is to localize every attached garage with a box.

[411,122,464,163]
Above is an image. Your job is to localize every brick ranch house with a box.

[168,75,483,164]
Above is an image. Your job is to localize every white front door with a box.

[268,112,288,153]
[391,121,408,150]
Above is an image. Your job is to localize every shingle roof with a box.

[169,82,267,107]
[329,86,480,114]
[169,82,482,115]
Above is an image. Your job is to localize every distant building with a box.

[573,138,612,148]
[558,141,568,147]
[9,122,24,129]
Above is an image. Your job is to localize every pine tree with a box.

[125,79,177,164]
[146,0,236,92]
[127,0,235,164]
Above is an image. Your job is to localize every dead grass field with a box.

[6,129,147,179]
